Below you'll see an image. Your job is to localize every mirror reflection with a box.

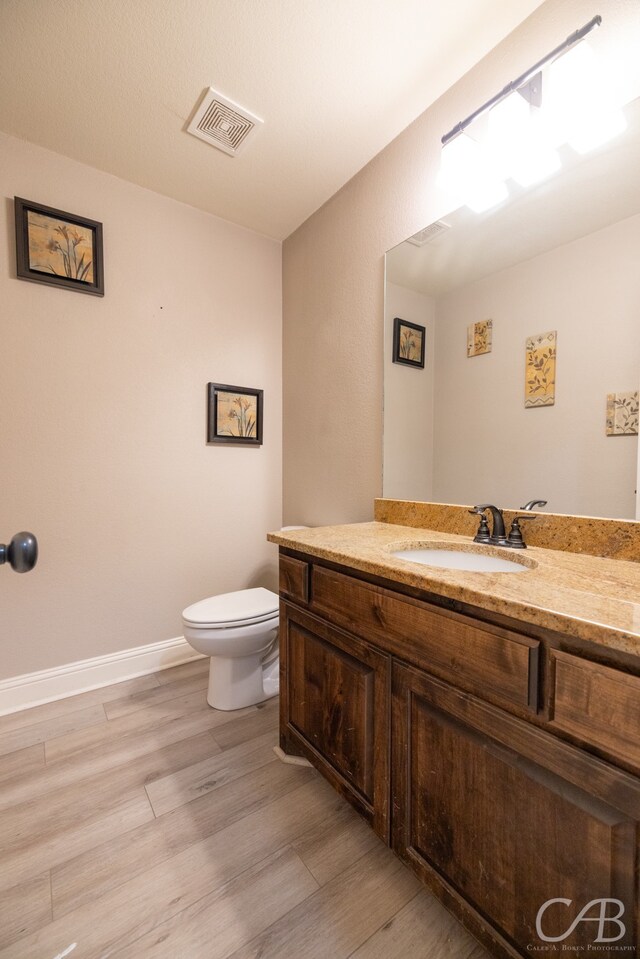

[384,98,640,520]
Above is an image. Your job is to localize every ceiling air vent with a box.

[187,88,263,156]
[406,220,451,247]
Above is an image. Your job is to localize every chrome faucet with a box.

[471,504,509,546]
[521,499,547,511]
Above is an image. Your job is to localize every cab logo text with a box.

[535,898,627,944]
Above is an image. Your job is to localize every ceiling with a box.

[0,0,544,240]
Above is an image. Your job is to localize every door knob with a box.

[0,532,38,573]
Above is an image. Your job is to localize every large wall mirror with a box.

[384,97,640,520]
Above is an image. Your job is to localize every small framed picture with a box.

[606,391,639,435]
[14,196,104,296]
[393,317,425,369]
[467,319,493,357]
[207,383,263,446]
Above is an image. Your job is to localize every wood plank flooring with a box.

[0,659,489,958]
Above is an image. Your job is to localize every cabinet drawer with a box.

[279,555,309,604]
[550,650,640,770]
[312,566,539,712]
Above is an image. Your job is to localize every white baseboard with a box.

[0,637,205,717]
[273,745,312,768]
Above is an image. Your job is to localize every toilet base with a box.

[262,656,279,700]
[206,652,279,711]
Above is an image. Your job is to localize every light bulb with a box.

[545,41,627,154]
[439,132,507,214]
[485,92,560,188]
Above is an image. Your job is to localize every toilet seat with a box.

[182,587,279,630]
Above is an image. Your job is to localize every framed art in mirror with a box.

[393,317,425,369]
[14,197,104,296]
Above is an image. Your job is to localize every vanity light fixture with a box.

[438,131,508,213]
[544,40,627,154]
[484,89,560,188]
[439,15,627,213]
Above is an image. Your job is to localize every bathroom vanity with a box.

[268,505,640,959]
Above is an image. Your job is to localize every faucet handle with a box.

[507,514,536,549]
[468,508,491,543]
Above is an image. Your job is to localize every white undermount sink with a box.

[390,546,533,573]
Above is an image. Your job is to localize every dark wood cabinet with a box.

[391,661,640,958]
[549,649,640,773]
[311,565,540,713]
[278,550,640,958]
[279,602,391,840]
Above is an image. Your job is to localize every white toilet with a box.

[182,526,308,711]
[182,587,280,711]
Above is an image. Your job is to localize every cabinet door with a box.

[280,603,390,840]
[392,662,640,959]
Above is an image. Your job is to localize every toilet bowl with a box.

[182,527,308,711]
[182,587,280,711]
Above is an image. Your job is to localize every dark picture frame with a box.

[393,317,425,369]
[207,383,263,446]
[14,197,104,296]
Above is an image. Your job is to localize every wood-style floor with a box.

[0,658,489,958]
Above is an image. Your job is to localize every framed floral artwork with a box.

[467,319,492,357]
[207,383,263,445]
[606,391,639,435]
[393,317,425,369]
[14,197,104,296]
[525,330,557,408]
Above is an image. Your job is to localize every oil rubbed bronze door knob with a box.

[0,531,38,573]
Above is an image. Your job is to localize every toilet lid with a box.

[182,587,279,628]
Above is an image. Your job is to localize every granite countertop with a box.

[268,521,640,657]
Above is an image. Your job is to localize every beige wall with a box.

[282,0,640,526]
[383,282,435,501]
[1,133,282,680]
[433,214,640,518]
